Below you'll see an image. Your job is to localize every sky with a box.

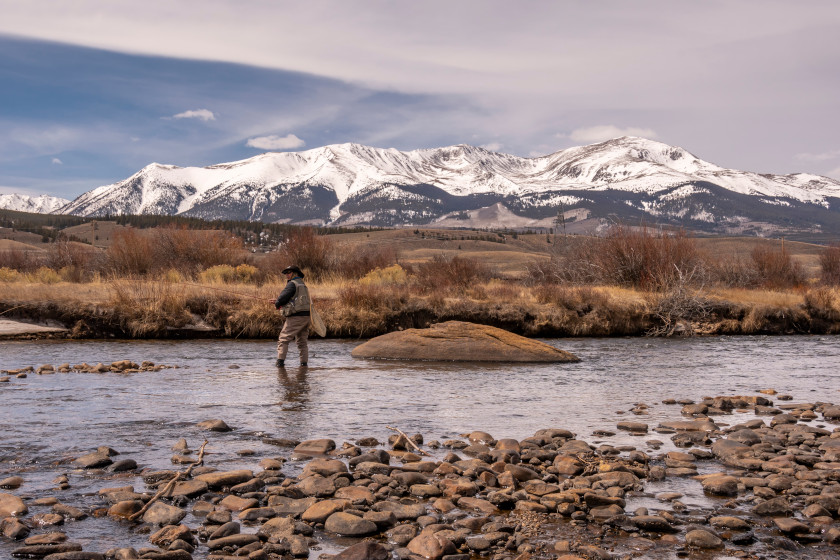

[1,0,839,199]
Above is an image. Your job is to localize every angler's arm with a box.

[274,281,296,309]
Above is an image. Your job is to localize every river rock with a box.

[335,486,376,506]
[372,501,427,521]
[197,419,231,432]
[11,543,83,557]
[701,474,739,496]
[1,517,30,539]
[407,533,458,559]
[207,533,260,550]
[149,524,194,547]
[617,422,648,433]
[710,516,751,530]
[752,496,793,516]
[0,476,24,489]
[774,517,810,535]
[72,452,112,469]
[268,496,318,517]
[294,474,336,497]
[302,499,349,523]
[169,479,208,498]
[0,492,28,517]
[218,495,259,512]
[108,500,143,519]
[333,541,390,560]
[685,529,723,549]
[142,502,186,526]
[195,469,253,489]
[351,321,580,362]
[294,439,336,456]
[302,458,348,477]
[324,512,378,536]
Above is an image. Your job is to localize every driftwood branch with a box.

[129,440,208,521]
[386,426,431,457]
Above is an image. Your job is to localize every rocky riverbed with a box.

[2,362,840,560]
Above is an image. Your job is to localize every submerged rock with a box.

[351,321,580,362]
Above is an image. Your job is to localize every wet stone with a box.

[0,476,24,489]
[142,502,186,526]
[195,470,254,489]
[632,515,678,533]
[0,492,28,517]
[701,475,739,496]
[197,419,232,432]
[1,517,30,539]
[72,452,112,469]
[324,512,378,536]
[774,517,810,534]
[53,503,86,520]
[333,541,390,560]
[294,439,336,456]
[685,529,724,549]
[407,533,457,560]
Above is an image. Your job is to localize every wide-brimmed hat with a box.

[281,265,304,277]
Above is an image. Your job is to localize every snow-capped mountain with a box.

[0,193,70,214]
[58,137,840,236]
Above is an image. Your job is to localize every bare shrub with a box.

[598,225,703,291]
[819,244,840,285]
[707,254,758,287]
[533,226,703,291]
[413,254,492,293]
[270,227,334,279]
[40,237,98,282]
[0,248,42,272]
[647,272,712,337]
[334,244,397,279]
[154,227,245,273]
[751,245,804,289]
[107,228,156,275]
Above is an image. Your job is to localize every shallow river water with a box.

[1,335,839,557]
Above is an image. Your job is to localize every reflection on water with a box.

[1,335,840,555]
[277,366,311,409]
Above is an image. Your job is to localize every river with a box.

[1,335,839,557]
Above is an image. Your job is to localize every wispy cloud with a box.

[171,109,216,121]
[246,134,305,150]
[795,149,840,162]
[51,157,63,165]
[480,142,503,152]
[827,166,840,180]
[569,126,658,144]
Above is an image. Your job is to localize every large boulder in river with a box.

[351,321,579,362]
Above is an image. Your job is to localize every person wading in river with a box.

[274,265,311,367]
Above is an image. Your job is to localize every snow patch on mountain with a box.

[0,193,70,214]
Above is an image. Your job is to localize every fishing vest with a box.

[282,277,311,317]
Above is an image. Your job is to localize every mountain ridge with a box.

[42,137,840,236]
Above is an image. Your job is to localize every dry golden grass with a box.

[706,288,804,307]
[1,279,113,305]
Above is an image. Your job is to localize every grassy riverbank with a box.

[2,224,840,339]
[2,276,839,339]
